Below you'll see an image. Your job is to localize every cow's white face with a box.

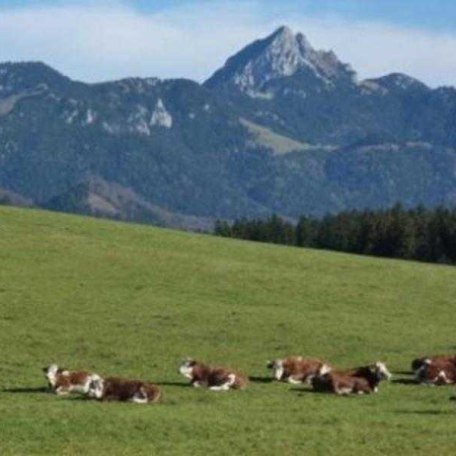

[43,364,59,386]
[87,374,104,399]
[267,360,284,380]
[318,364,332,376]
[375,362,392,380]
[179,359,196,379]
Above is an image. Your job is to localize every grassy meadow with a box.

[1,206,456,455]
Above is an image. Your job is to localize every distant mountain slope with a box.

[205,26,456,148]
[0,27,455,228]
[44,176,213,230]
[239,118,311,154]
[0,187,33,207]
[0,62,271,220]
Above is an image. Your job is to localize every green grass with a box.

[1,206,456,455]
[240,117,310,154]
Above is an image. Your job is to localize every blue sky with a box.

[3,0,456,31]
[0,0,455,86]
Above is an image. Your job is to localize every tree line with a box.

[214,205,456,265]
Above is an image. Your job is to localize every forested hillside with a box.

[1,27,455,227]
[215,205,456,264]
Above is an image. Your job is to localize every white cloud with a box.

[0,1,454,87]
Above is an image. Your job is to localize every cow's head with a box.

[373,362,392,380]
[87,374,104,399]
[179,358,197,379]
[266,359,284,380]
[411,358,426,373]
[317,363,332,376]
[43,364,60,387]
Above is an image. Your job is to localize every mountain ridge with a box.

[0,26,455,229]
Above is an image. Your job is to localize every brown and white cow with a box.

[87,375,161,403]
[312,362,392,395]
[340,362,392,382]
[42,364,93,395]
[416,359,456,385]
[266,356,327,384]
[412,355,456,377]
[179,359,248,391]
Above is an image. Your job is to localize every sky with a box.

[0,0,455,87]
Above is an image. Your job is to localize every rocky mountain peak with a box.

[205,26,355,95]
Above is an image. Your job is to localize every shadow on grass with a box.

[249,376,274,384]
[2,386,50,394]
[394,409,454,415]
[289,387,331,395]
[65,395,92,401]
[392,378,419,385]
[392,370,414,376]
[155,381,191,388]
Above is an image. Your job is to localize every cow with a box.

[416,359,456,385]
[312,362,392,395]
[340,362,392,383]
[87,375,161,403]
[266,356,327,384]
[42,364,93,395]
[178,358,248,391]
[411,355,456,377]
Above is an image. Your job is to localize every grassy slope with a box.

[1,206,456,455]
[240,118,309,154]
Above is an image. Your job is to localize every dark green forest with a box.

[214,205,456,265]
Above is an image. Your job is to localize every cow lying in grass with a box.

[415,358,456,385]
[266,356,328,384]
[43,364,93,395]
[179,359,248,391]
[312,362,392,395]
[87,375,161,403]
[412,355,456,379]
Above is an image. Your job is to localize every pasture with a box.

[0,206,456,455]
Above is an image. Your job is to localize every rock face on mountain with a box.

[0,27,455,228]
[205,26,355,96]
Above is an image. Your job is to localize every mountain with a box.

[43,175,213,230]
[0,27,455,228]
[0,62,268,220]
[205,27,456,148]
[205,26,356,96]
[0,187,33,207]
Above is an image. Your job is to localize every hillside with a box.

[1,206,456,455]
[0,27,455,226]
